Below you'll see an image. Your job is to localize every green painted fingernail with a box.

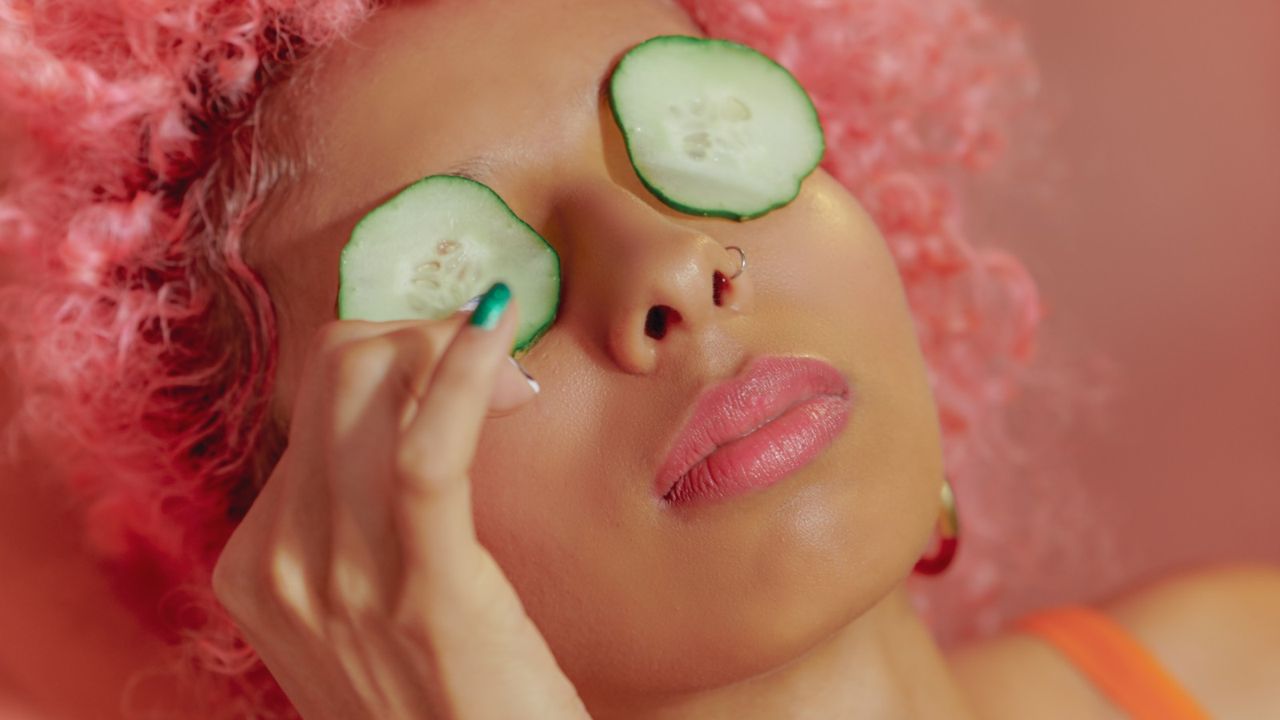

[468,282,511,331]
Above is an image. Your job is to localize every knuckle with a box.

[387,582,443,644]
[326,556,384,620]
[394,443,458,496]
[311,319,356,354]
[327,339,394,387]
[266,549,323,629]
[394,443,432,488]
[389,323,446,359]
[388,324,449,396]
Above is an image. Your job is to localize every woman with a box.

[1,0,1277,718]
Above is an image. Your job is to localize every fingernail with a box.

[467,282,511,331]
[459,294,484,313]
[508,356,540,394]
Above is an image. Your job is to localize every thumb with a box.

[487,355,540,416]
[484,294,539,416]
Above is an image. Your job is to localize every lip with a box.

[656,355,853,506]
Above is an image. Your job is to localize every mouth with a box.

[656,355,853,507]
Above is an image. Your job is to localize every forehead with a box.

[263,0,698,245]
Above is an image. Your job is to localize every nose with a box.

[552,179,751,374]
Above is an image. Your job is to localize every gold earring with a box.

[914,476,959,576]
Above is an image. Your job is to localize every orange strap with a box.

[1016,606,1211,720]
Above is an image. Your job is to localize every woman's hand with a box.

[212,288,589,720]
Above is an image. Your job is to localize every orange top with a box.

[1016,606,1211,720]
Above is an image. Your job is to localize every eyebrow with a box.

[442,155,497,183]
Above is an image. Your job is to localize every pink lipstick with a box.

[656,355,852,507]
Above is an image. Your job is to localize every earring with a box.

[914,476,959,576]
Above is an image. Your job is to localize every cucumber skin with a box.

[608,35,827,222]
[337,175,560,357]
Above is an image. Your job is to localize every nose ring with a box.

[725,245,747,280]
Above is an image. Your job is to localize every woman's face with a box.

[249,0,943,705]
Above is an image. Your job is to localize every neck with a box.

[595,585,979,720]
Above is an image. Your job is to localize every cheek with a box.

[464,353,626,618]
[745,175,946,580]
[467,408,577,565]
[739,176,913,373]
[464,374,662,693]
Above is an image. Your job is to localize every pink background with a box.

[976,0,1280,598]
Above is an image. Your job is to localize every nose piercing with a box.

[725,245,747,280]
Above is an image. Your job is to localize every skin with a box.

[247,0,945,715]
[1,0,1279,718]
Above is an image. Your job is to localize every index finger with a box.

[392,283,520,573]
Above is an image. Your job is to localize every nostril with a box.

[713,270,730,307]
[645,305,682,340]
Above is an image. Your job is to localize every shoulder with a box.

[1101,561,1280,633]
[1101,562,1280,719]
[949,562,1280,720]
[949,621,1121,720]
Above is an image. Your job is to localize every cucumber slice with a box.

[338,175,560,353]
[609,35,826,221]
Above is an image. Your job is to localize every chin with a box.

[578,558,891,711]
[602,477,911,701]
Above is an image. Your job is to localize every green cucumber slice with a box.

[609,35,826,221]
[338,175,560,353]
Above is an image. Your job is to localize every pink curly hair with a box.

[0,0,1041,717]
